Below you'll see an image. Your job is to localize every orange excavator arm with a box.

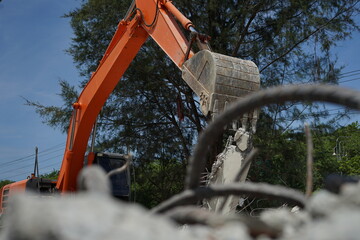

[56,0,260,193]
[56,0,198,192]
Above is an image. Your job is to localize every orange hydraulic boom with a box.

[56,0,199,192]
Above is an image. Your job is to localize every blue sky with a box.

[0,0,81,181]
[0,1,360,181]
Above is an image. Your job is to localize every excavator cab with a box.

[25,177,57,195]
[92,152,130,200]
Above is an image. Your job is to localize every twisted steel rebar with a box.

[152,182,306,214]
[185,84,360,190]
[304,123,314,198]
[165,206,280,238]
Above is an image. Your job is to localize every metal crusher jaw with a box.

[182,50,260,123]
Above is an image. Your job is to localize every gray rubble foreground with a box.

[0,192,250,240]
[1,179,360,239]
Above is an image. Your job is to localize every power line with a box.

[39,165,61,175]
[280,111,359,122]
[0,147,64,169]
[339,69,360,77]
[0,143,64,167]
[1,162,60,180]
[38,162,61,174]
[39,143,65,153]
[336,69,360,84]
[269,106,359,123]
[0,143,64,180]
[29,147,64,160]
[339,72,360,79]
[339,76,360,84]
[0,154,63,175]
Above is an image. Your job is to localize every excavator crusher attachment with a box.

[182,49,260,127]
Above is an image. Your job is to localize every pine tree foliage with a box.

[332,122,360,175]
[0,180,14,189]
[40,169,60,180]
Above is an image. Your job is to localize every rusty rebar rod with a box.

[165,206,281,238]
[185,85,360,190]
[305,123,314,197]
[152,182,306,214]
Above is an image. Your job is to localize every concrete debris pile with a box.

[1,179,360,240]
[0,192,251,240]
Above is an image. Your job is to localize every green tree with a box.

[0,180,13,189]
[332,122,360,175]
[27,0,360,206]
[132,158,185,208]
[40,169,60,180]
[250,112,307,190]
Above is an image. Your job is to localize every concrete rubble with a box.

[205,127,253,214]
[259,181,360,240]
[1,168,360,240]
[0,192,250,240]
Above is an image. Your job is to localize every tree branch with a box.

[232,3,263,56]
[260,2,360,73]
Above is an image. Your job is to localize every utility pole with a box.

[33,147,39,178]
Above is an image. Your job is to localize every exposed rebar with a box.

[165,206,281,238]
[185,85,360,190]
[152,182,306,214]
[217,148,259,212]
[305,123,314,197]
